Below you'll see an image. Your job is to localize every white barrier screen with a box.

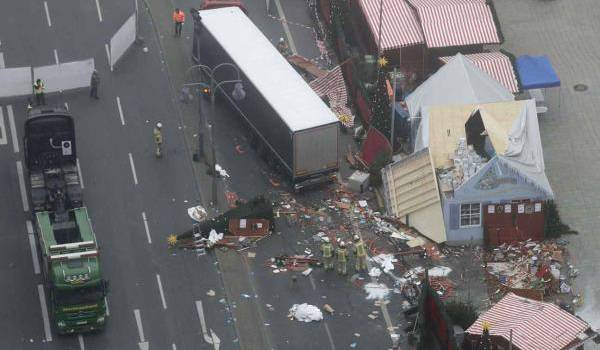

[0,67,32,98]
[33,59,95,93]
[110,14,136,69]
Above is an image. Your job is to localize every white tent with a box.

[409,53,514,150]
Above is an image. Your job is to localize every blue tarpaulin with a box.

[516,55,560,90]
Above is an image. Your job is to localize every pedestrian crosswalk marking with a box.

[0,106,7,145]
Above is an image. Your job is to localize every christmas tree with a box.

[479,322,492,350]
[368,56,391,141]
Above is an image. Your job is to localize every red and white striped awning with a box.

[407,0,501,48]
[309,65,354,127]
[358,0,424,51]
[467,293,590,350]
[439,52,520,93]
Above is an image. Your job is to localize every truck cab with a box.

[37,208,108,334]
[24,107,82,212]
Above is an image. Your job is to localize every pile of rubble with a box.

[484,239,579,302]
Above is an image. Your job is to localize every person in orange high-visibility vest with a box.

[172,8,185,37]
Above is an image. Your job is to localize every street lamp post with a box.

[180,63,245,208]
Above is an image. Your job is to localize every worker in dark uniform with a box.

[33,79,45,106]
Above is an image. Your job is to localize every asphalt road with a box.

[0,0,399,349]
[0,1,235,349]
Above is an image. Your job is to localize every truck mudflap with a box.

[293,173,337,192]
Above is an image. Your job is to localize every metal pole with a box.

[209,73,218,208]
[509,329,513,350]
[377,0,383,56]
[390,67,397,152]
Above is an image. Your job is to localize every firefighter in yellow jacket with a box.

[336,241,348,275]
[353,234,368,272]
[320,237,334,271]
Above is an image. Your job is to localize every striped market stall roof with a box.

[407,0,501,48]
[439,52,520,93]
[358,0,424,51]
[309,65,355,127]
[467,293,590,350]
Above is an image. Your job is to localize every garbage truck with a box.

[192,7,340,191]
[24,107,108,334]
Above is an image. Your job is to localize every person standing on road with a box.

[336,241,348,275]
[353,234,367,272]
[276,37,291,57]
[173,8,185,37]
[90,70,100,99]
[320,236,334,271]
[33,79,45,106]
[154,122,163,158]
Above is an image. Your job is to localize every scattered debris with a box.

[368,267,382,277]
[323,304,335,314]
[187,205,208,222]
[302,268,313,276]
[288,303,323,322]
[371,254,397,273]
[215,164,230,178]
[364,283,390,300]
[247,252,256,258]
[206,289,216,297]
[428,266,452,277]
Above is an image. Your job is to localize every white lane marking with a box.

[0,52,5,68]
[28,234,41,274]
[78,334,85,350]
[116,97,125,125]
[195,300,214,344]
[64,102,69,110]
[133,309,146,342]
[141,212,152,244]
[273,0,297,54]
[16,161,29,212]
[53,49,59,64]
[37,284,53,342]
[172,344,177,350]
[7,105,19,153]
[104,297,110,316]
[128,153,138,185]
[323,322,336,350]
[309,275,316,290]
[26,220,34,234]
[94,0,103,22]
[76,158,85,189]
[0,106,7,145]
[156,274,167,309]
[43,1,52,27]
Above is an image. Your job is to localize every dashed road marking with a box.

[78,334,85,350]
[128,153,138,185]
[64,102,69,110]
[323,323,336,350]
[53,49,59,64]
[76,158,85,189]
[28,233,41,274]
[16,161,29,212]
[43,1,52,27]
[0,106,7,145]
[7,105,19,153]
[133,309,146,342]
[141,212,152,244]
[37,284,53,342]
[156,274,167,309]
[0,52,5,68]
[172,344,177,350]
[95,0,103,22]
[116,96,125,125]
[26,220,34,234]
[309,275,316,290]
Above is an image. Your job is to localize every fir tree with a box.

[369,57,391,140]
[479,322,492,350]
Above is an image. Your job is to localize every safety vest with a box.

[355,240,366,257]
[173,11,185,23]
[321,243,333,258]
[336,247,347,262]
[153,128,163,144]
[33,83,44,94]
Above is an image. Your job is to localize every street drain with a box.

[574,84,588,92]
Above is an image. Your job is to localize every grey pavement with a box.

[494,0,600,334]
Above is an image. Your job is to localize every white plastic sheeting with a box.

[33,59,95,93]
[110,14,136,70]
[0,67,32,98]
[289,303,323,322]
[364,282,390,300]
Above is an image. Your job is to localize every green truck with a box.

[25,107,108,334]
